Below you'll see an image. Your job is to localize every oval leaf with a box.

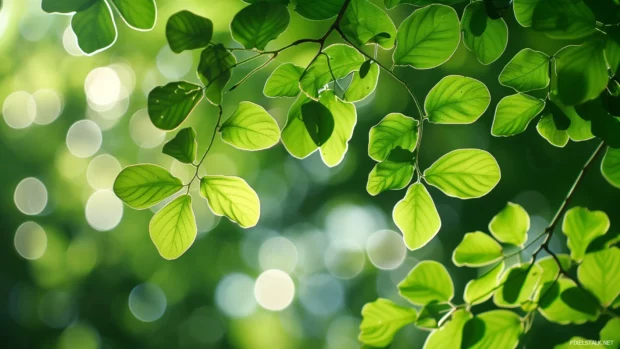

[562,207,610,262]
[602,147,620,189]
[424,309,472,349]
[499,48,550,93]
[113,164,184,210]
[220,102,281,151]
[71,0,117,54]
[368,113,418,162]
[461,310,523,349]
[231,3,290,50]
[281,94,319,159]
[538,278,600,324]
[555,41,608,106]
[461,2,508,65]
[340,0,397,49]
[367,161,415,196]
[492,93,545,137]
[264,63,304,98]
[295,0,344,20]
[493,263,543,308]
[199,175,260,228]
[111,0,156,30]
[197,45,237,105]
[358,299,417,347]
[453,232,503,267]
[166,10,214,53]
[301,100,335,147]
[345,62,379,102]
[577,247,620,307]
[148,81,204,131]
[464,262,505,305]
[149,194,197,260]
[536,112,569,148]
[425,75,491,124]
[488,202,530,247]
[318,91,357,167]
[393,183,441,251]
[398,260,454,305]
[163,127,197,164]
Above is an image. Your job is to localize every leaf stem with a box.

[186,105,224,193]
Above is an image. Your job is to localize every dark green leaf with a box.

[163,127,197,164]
[385,0,465,9]
[576,98,620,148]
[111,0,156,30]
[513,0,540,27]
[197,45,237,105]
[555,40,608,106]
[531,0,596,40]
[301,100,335,147]
[231,3,290,50]
[359,60,372,79]
[166,11,214,53]
[42,0,95,13]
[548,101,571,130]
[148,81,204,131]
[602,147,620,188]
[606,26,620,76]
[71,0,117,54]
[295,0,345,20]
[387,147,415,163]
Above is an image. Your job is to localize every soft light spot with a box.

[215,273,256,318]
[85,190,123,231]
[57,323,100,349]
[156,45,193,80]
[66,120,102,158]
[128,283,167,322]
[33,89,62,125]
[324,241,365,279]
[14,222,47,260]
[3,91,36,129]
[258,236,298,273]
[85,67,121,111]
[62,27,83,56]
[14,177,48,215]
[366,230,407,270]
[254,269,295,311]
[129,109,165,148]
[86,154,121,190]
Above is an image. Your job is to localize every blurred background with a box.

[1,0,618,348]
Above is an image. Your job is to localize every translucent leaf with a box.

[464,261,504,305]
[416,302,453,329]
[149,195,197,260]
[461,310,523,349]
[231,3,290,50]
[555,40,608,106]
[295,0,344,21]
[166,10,213,53]
[163,127,197,164]
[528,254,572,305]
[488,202,530,247]
[264,63,304,98]
[562,207,610,262]
[531,0,596,40]
[113,164,183,210]
[318,91,357,167]
[281,94,319,159]
[220,102,280,151]
[344,62,379,103]
[42,0,96,13]
[340,0,397,49]
[492,93,545,137]
[393,4,460,69]
[538,278,600,324]
[197,45,237,105]
[301,100,334,148]
[536,112,569,148]
[199,175,260,228]
[425,75,491,124]
[550,100,594,141]
[111,0,156,30]
[368,113,418,162]
[602,147,620,189]
[71,0,117,54]
[148,81,204,131]
[423,309,472,349]
[452,232,503,267]
[367,161,415,196]
[424,149,501,199]
[398,260,454,305]
[300,44,364,99]
[499,49,550,93]
[393,183,441,251]
[461,2,508,65]
[513,0,541,27]
[600,317,620,344]
[358,298,416,347]
[606,26,620,75]
[493,263,543,307]
[577,248,620,307]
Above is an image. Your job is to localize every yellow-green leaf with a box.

[264,63,304,98]
[318,91,357,167]
[367,161,415,196]
[220,102,281,151]
[464,262,505,305]
[398,260,454,305]
[452,232,503,267]
[393,183,441,250]
[368,113,418,162]
[493,263,543,308]
[149,195,197,260]
[461,310,523,349]
[425,75,491,124]
[492,93,545,137]
[488,202,530,247]
[461,2,508,65]
[562,207,610,262]
[424,309,472,349]
[358,298,416,347]
[113,164,184,210]
[230,3,290,50]
[199,175,260,228]
[499,48,550,93]
[577,248,620,307]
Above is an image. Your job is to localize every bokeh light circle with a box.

[156,46,193,79]
[254,269,295,311]
[215,273,256,318]
[3,91,36,129]
[14,177,48,215]
[128,283,167,322]
[62,27,83,56]
[58,324,100,349]
[14,221,47,260]
[366,230,407,270]
[33,89,62,125]
[86,154,121,189]
[85,190,123,231]
[84,67,122,111]
[129,109,165,148]
[258,236,298,273]
[299,273,344,316]
[66,120,102,158]
[324,241,365,279]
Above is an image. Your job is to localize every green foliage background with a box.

[0,0,619,348]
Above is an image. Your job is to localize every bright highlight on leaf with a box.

[602,147,620,189]
[264,63,304,98]
[367,161,414,196]
[562,207,610,262]
[461,2,508,65]
[220,102,281,151]
[113,164,184,210]
[149,194,197,260]
[148,81,204,131]
[358,298,416,347]
[231,2,290,50]
[488,202,530,247]
[166,10,213,53]
[499,49,550,93]
[424,149,501,199]
[368,113,418,162]
[464,262,504,305]
[163,127,197,164]
[452,232,503,267]
[492,93,545,137]
[425,75,491,124]
[393,183,441,251]
[577,248,620,307]
[199,175,260,229]
[398,260,454,305]
[197,45,237,105]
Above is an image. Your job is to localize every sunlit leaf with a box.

[231,2,290,50]
[536,112,569,148]
[367,161,415,196]
[71,0,117,54]
[358,299,416,347]
[499,49,550,93]
[493,263,543,307]
[166,10,213,53]
[562,207,610,262]
[398,260,454,305]
[199,175,260,228]
[111,0,156,30]
[538,278,600,324]
[423,309,472,349]
[555,40,608,106]
[577,248,620,307]
[425,75,491,124]
[488,202,529,247]
[295,0,345,20]
[148,81,204,131]
[197,44,237,105]
[529,254,573,305]
[281,94,319,159]
[453,232,503,267]
[393,4,460,69]
[464,262,505,305]
[220,102,281,151]
[162,127,197,164]
[300,44,364,99]
[461,2,508,65]
[492,93,545,137]
[531,0,596,40]
[42,0,96,13]
[424,149,501,199]
[264,63,304,98]
[368,113,418,162]
[461,310,523,349]
[318,91,357,167]
[149,194,197,260]
[513,0,541,27]
[340,0,397,49]
[416,302,453,329]
[393,183,441,251]
[549,99,595,141]
[113,164,184,210]
[602,147,620,189]
[600,317,620,344]
[345,61,379,103]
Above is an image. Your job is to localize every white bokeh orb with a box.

[128,283,167,322]
[14,177,48,215]
[62,27,83,56]
[3,91,36,129]
[66,120,102,158]
[258,236,298,273]
[85,67,122,111]
[324,241,365,279]
[32,89,62,125]
[254,269,295,311]
[129,109,166,148]
[86,154,121,190]
[156,45,193,80]
[215,273,256,318]
[366,230,407,270]
[85,190,123,231]
[14,222,47,260]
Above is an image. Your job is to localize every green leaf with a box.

[555,40,608,106]
[199,175,260,228]
[600,317,620,344]
[281,94,319,159]
[300,44,364,99]
[488,202,530,247]
[461,310,523,349]
[344,62,379,103]
[231,3,290,50]
[551,100,595,141]
[111,0,156,30]
[562,207,610,262]
[602,147,620,189]
[531,0,596,40]
[340,0,397,49]
[606,26,620,75]
[318,91,357,167]
[149,194,197,260]
[220,102,281,151]
[393,183,441,251]
[493,263,543,307]
[166,11,214,53]
[538,278,600,324]
[148,82,204,131]
[264,63,304,98]
[162,127,197,164]
[461,2,508,65]
[528,254,573,306]
[42,0,95,13]
[425,75,491,124]
[301,100,335,148]
[423,309,472,349]
[492,93,545,137]
[464,262,505,305]
[536,112,569,148]
[358,298,416,348]
[197,45,237,105]
[424,149,501,199]
[393,4,461,69]
[513,0,541,27]
[367,161,415,196]
[416,302,453,329]
[577,248,620,307]
[71,0,117,54]
[398,260,454,305]
[499,49,550,93]
[368,113,418,162]
[386,0,465,9]
[113,164,183,210]
[295,0,345,20]
[452,232,503,267]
